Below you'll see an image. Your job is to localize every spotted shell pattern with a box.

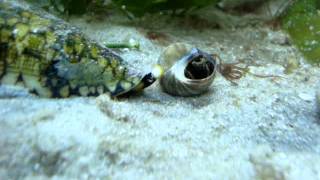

[0,1,154,98]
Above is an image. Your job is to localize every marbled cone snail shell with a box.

[157,43,217,96]
[0,1,157,98]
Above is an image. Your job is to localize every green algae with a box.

[282,0,320,64]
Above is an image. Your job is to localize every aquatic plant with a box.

[282,0,320,64]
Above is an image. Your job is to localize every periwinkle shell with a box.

[158,43,217,96]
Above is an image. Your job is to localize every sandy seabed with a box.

[1,3,320,179]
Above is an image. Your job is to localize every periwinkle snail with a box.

[156,43,247,96]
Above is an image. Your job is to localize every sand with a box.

[0,1,320,179]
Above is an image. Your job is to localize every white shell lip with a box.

[158,44,217,96]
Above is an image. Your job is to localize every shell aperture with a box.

[158,43,217,96]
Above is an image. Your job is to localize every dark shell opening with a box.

[184,55,215,80]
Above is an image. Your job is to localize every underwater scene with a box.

[0,0,320,179]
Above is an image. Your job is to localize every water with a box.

[1,0,320,179]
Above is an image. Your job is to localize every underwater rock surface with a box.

[1,0,320,179]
